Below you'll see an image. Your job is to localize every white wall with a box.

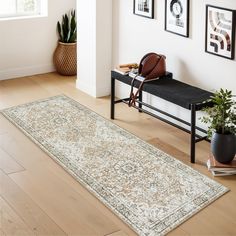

[0,0,76,81]
[113,0,236,127]
[76,0,97,96]
[95,0,113,97]
[76,0,112,97]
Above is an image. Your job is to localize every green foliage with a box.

[200,89,236,138]
[57,10,76,43]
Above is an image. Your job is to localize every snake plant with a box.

[57,10,77,43]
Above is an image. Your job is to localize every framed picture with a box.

[205,5,235,60]
[165,0,189,37]
[133,0,154,19]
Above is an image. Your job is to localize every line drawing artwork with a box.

[208,9,232,55]
[165,0,189,37]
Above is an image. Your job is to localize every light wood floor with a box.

[0,73,235,236]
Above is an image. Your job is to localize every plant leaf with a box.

[56,10,76,43]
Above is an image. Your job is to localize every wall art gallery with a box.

[133,1,236,60]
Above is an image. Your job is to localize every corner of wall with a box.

[76,78,97,97]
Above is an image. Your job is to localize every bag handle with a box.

[128,76,145,107]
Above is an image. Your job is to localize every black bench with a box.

[110,70,213,163]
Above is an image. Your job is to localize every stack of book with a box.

[207,154,236,176]
[114,63,138,75]
[128,71,160,82]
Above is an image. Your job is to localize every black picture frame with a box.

[133,0,154,19]
[165,0,189,37]
[205,5,235,60]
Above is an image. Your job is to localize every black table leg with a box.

[111,77,115,120]
[190,104,196,163]
[138,90,143,113]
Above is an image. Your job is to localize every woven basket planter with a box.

[53,42,77,76]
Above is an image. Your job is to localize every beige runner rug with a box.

[1,95,228,236]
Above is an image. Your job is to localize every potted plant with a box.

[201,89,236,163]
[53,9,77,76]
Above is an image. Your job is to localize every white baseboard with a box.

[76,79,96,97]
[96,83,111,97]
[0,64,55,81]
[76,79,110,98]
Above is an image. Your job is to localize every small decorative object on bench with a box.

[201,89,236,164]
[114,63,139,75]
[111,55,214,163]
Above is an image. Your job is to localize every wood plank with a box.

[168,227,190,236]
[0,196,34,236]
[0,76,50,108]
[0,170,66,236]
[180,205,236,236]
[0,83,12,110]
[9,165,120,236]
[0,124,50,170]
[106,230,129,236]
[0,229,6,236]
[0,130,7,135]
[0,148,25,174]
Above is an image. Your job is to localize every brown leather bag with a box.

[129,53,166,107]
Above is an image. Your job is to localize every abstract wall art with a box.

[133,0,154,19]
[165,0,189,37]
[205,5,235,60]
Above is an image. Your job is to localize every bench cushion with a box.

[112,71,213,110]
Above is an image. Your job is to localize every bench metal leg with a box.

[138,91,143,112]
[111,77,115,120]
[190,104,196,163]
